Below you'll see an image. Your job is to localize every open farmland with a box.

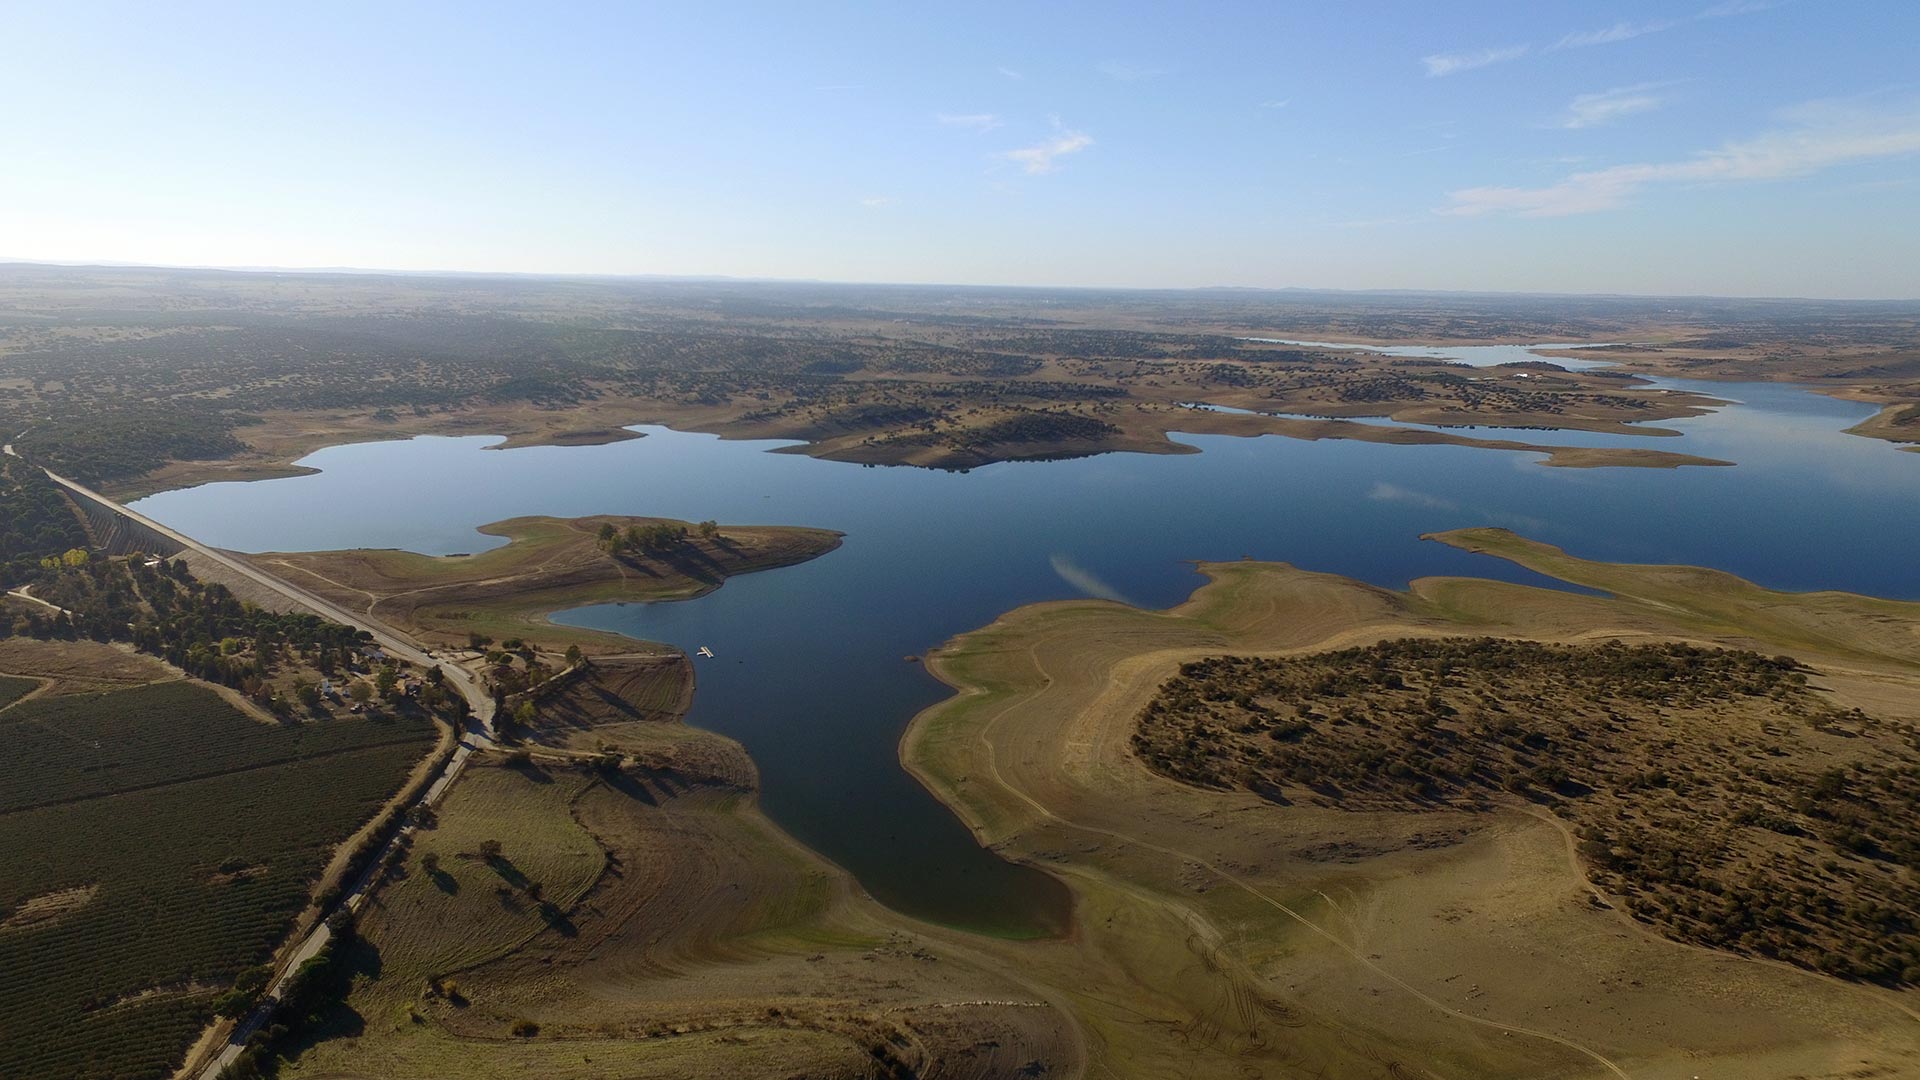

[0,674,440,1080]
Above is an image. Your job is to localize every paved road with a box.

[2,443,497,1079]
[20,457,496,736]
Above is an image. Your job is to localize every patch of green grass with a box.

[363,763,606,991]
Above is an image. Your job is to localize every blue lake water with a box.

[130,348,1920,935]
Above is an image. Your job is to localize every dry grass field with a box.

[0,637,177,695]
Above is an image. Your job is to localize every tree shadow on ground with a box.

[485,854,529,890]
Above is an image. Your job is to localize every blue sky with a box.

[3,1,1916,297]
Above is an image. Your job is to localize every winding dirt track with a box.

[972,635,1634,1079]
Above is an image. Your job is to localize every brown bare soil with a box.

[0,884,99,931]
[524,655,693,741]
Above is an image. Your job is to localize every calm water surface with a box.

[132,346,1920,935]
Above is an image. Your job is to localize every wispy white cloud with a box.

[1559,83,1669,129]
[997,66,1024,81]
[1259,98,1291,110]
[1098,60,1172,81]
[1320,216,1423,229]
[1444,99,1920,216]
[1430,2,1777,76]
[1699,0,1785,17]
[937,112,1002,132]
[1002,129,1094,174]
[1423,44,1529,77]
[859,196,897,208]
[1552,19,1676,50]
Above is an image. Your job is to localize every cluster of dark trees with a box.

[0,457,91,587]
[881,409,1120,450]
[16,406,248,488]
[7,554,374,696]
[594,519,717,556]
[1586,809,1920,984]
[970,328,1295,363]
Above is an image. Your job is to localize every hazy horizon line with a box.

[2,255,1915,306]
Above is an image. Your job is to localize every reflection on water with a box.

[130,364,1920,935]
[1177,399,1677,448]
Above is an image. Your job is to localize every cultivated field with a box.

[0,680,434,812]
[0,641,441,1080]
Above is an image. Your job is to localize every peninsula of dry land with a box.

[246,515,843,651]
[900,529,1920,1079]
